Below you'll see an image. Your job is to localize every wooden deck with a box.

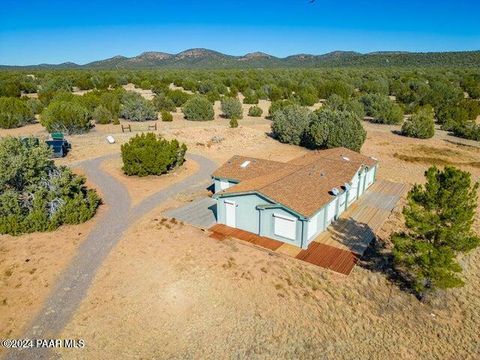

[209,224,284,251]
[209,179,408,275]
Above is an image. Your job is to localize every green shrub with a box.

[0,137,100,235]
[41,100,91,134]
[182,95,214,121]
[221,97,243,119]
[271,105,311,145]
[120,92,157,121]
[0,97,35,129]
[360,93,404,124]
[317,80,354,99]
[0,81,21,98]
[153,93,176,112]
[166,89,191,106]
[99,91,121,120]
[325,94,365,119]
[230,117,239,128]
[305,109,367,152]
[93,105,113,124]
[248,106,263,117]
[161,111,173,122]
[243,90,259,104]
[268,99,297,117]
[401,106,435,139]
[121,133,187,176]
[452,122,480,141]
[26,98,43,115]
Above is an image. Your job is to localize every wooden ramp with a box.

[296,243,360,275]
[209,224,284,251]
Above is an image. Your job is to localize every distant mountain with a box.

[1,49,479,69]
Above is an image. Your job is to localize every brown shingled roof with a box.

[214,148,378,218]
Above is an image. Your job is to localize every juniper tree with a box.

[392,166,480,297]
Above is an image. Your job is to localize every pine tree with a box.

[392,166,479,297]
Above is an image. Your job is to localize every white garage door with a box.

[307,213,319,239]
[225,200,236,228]
[366,167,375,187]
[274,213,296,240]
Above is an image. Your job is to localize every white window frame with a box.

[273,213,296,240]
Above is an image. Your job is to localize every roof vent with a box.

[370,156,378,161]
[240,160,251,168]
[341,156,350,161]
[344,182,351,191]
[331,187,340,196]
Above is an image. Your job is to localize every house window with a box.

[273,213,296,240]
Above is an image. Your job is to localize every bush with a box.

[271,105,311,145]
[401,106,435,139]
[121,133,187,176]
[305,109,367,152]
[93,105,113,124]
[230,117,239,128]
[0,97,35,129]
[268,99,296,117]
[166,89,191,107]
[120,92,157,121]
[452,122,480,141]
[243,90,259,104]
[325,94,365,119]
[221,97,243,119]
[0,137,100,235]
[26,98,43,115]
[248,106,263,117]
[360,93,404,124]
[153,93,176,112]
[161,111,173,122]
[41,100,91,134]
[99,91,121,120]
[182,95,214,121]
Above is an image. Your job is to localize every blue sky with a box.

[1,0,479,65]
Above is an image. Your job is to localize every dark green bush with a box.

[121,133,187,176]
[221,97,243,119]
[243,90,259,104]
[120,92,157,121]
[0,137,100,235]
[41,100,91,134]
[0,97,35,129]
[271,105,311,145]
[401,106,435,139]
[153,93,177,112]
[230,117,239,128]
[248,106,263,117]
[325,94,365,119]
[26,98,43,115]
[268,99,297,117]
[161,110,173,122]
[305,109,366,152]
[360,93,404,124]
[93,105,113,124]
[182,95,214,121]
[166,89,191,106]
[452,122,480,141]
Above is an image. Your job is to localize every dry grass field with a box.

[1,89,479,359]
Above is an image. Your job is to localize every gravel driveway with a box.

[6,152,217,360]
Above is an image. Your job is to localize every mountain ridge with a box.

[2,49,479,69]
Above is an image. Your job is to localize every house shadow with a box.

[208,203,218,221]
[328,217,414,294]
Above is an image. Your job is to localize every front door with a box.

[225,200,236,228]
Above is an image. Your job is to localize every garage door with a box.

[366,167,375,187]
[225,200,236,228]
[274,213,296,240]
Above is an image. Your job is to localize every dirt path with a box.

[6,153,217,360]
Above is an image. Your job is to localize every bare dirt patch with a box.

[100,156,199,206]
[57,202,480,359]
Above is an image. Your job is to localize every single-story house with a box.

[211,147,378,249]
